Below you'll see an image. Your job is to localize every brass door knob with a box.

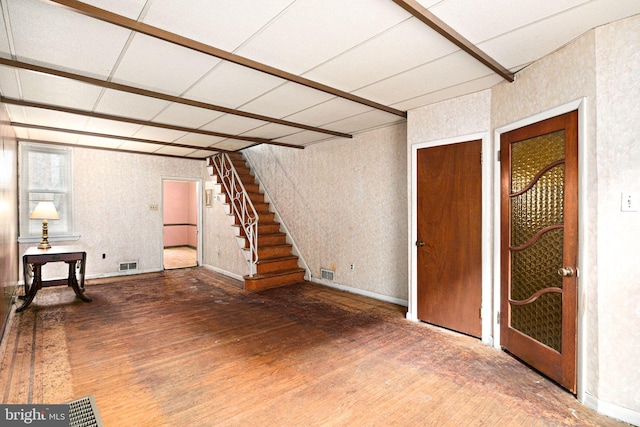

[416,241,425,247]
[558,267,574,277]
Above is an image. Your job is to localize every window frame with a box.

[18,142,79,243]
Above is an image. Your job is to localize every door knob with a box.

[558,267,574,277]
[416,241,425,247]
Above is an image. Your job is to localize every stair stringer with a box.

[242,151,311,281]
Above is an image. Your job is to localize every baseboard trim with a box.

[310,278,408,307]
[202,264,244,282]
[583,392,640,426]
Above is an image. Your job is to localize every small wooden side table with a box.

[18,246,92,312]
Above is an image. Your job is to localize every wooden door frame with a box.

[493,98,589,401]
[408,132,494,344]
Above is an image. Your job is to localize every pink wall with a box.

[163,180,197,248]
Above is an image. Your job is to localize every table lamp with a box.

[29,201,59,249]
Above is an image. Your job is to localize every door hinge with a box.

[497,150,501,162]
[497,311,501,324]
[479,307,482,319]
[480,151,483,165]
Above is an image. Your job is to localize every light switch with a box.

[621,192,638,212]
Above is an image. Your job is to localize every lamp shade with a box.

[30,201,60,220]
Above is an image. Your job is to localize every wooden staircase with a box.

[209,152,305,290]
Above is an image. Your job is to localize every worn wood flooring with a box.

[0,268,626,426]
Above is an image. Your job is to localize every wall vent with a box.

[320,268,335,282]
[118,261,138,272]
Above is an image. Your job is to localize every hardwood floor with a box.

[0,268,626,426]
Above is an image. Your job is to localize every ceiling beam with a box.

[0,58,348,140]
[391,0,514,82]
[45,0,407,118]
[1,96,305,150]
[11,122,233,153]
[18,138,214,160]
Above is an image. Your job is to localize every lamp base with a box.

[37,240,51,250]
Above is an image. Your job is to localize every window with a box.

[19,142,75,241]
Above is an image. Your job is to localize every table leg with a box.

[16,264,41,312]
[68,260,92,303]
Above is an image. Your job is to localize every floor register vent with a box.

[68,395,104,427]
[320,268,335,282]
[118,261,138,272]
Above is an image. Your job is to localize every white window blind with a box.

[19,142,75,241]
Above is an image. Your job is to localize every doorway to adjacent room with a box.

[163,179,201,269]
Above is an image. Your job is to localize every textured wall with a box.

[0,104,18,338]
[593,14,640,412]
[245,124,408,301]
[19,148,203,278]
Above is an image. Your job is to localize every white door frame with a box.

[161,177,203,268]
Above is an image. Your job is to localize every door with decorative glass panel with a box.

[500,111,578,393]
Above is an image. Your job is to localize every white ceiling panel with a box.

[75,134,128,149]
[173,133,225,148]
[303,18,458,92]
[429,0,590,44]
[478,0,640,68]
[355,51,493,106]
[273,130,335,146]
[240,123,301,139]
[285,98,373,127]
[18,70,103,110]
[201,114,267,136]
[81,0,148,20]
[152,145,199,157]
[83,118,143,138]
[394,74,503,111]
[187,149,218,159]
[94,89,171,121]
[321,109,405,134]
[13,127,30,139]
[184,61,285,109]
[22,107,88,132]
[118,141,163,153]
[0,19,11,57]
[7,0,131,78]
[112,33,220,96]
[132,126,187,143]
[236,0,411,74]
[240,82,334,119]
[0,66,21,98]
[26,128,79,144]
[153,104,224,129]
[142,0,295,52]
[211,140,260,152]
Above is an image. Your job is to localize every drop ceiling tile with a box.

[322,109,404,134]
[240,123,299,139]
[153,145,198,157]
[112,33,220,96]
[118,141,162,153]
[80,0,148,20]
[7,0,131,78]
[22,107,89,131]
[153,104,224,129]
[429,0,590,44]
[75,135,126,149]
[201,114,266,136]
[236,0,411,74]
[94,89,171,121]
[240,82,334,118]
[210,140,258,151]
[184,61,285,109]
[304,18,458,92]
[132,126,187,142]
[143,0,294,51]
[173,133,225,148]
[285,98,374,127]
[18,70,103,110]
[394,74,502,111]
[186,149,218,159]
[0,20,11,57]
[354,51,492,106]
[272,130,334,145]
[13,127,30,139]
[26,128,80,144]
[0,66,22,98]
[83,117,143,138]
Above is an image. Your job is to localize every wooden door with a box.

[500,111,578,392]
[417,140,482,338]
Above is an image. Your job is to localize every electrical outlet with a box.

[149,204,159,211]
[350,264,355,271]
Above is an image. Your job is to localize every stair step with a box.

[237,233,287,248]
[227,211,274,224]
[243,268,306,291]
[253,202,270,213]
[251,244,293,260]
[255,256,299,274]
